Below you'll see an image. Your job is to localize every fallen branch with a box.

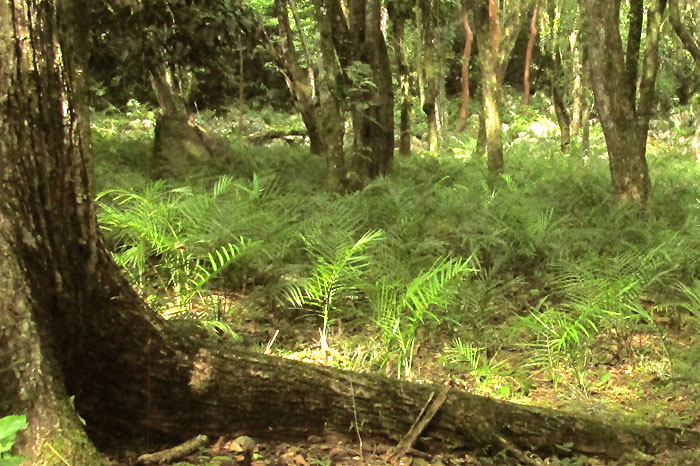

[388,386,449,462]
[137,435,209,464]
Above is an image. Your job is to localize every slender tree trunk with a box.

[570,29,584,136]
[458,1,474,131]
[551,42,571,152]
[238,40,245,132]
[668,0,700,68]
[393,14,413,156]
[474,0,504,173]
[150,63,188,117]
[476,106,487,155]
[268,0,324,155]
[581,98,591,156]
[312,0,348,192]
[523,4,539,105]
[265,0,347,189]
[418,0,440,152]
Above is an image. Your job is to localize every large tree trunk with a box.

[0,1,121,463]
[351,0,395,180]
[150,62,234,178]
[580,0,665,206]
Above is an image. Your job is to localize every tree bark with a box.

[458,0,474,132]
[471,0,533,172]
[523,4,539,105]
[418,0,440,152]
[351,0,395,180]
[1,1,116,463]
[580,0,666,206]
[473,0,504,173]
[390,6,413,156]
[312,0,349,192]
[668,0,700,70]
[570,29,584,137]
[150,62,234,178]
[263,0,349,191]
[266,0,325,156]
[551,31,572,152]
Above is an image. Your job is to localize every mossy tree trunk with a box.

[472,0,533,173]
[522,3,539,105]
[266,0,326,156]
[389,3,414,156]
[458,0,474,132]
[418,0,440,152]
[350,0,395,180]
[580,0,666,207]
[473,0,504,173]
[0,1,117,463]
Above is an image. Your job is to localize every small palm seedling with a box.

[286,229,384,353]
[373,256,476,379]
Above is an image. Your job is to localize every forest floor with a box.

[94,99,700,465]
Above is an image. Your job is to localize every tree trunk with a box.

[523,4,539,105]
[570,29,584,137]
[264,0,348,187]
[392,11,413,156]
[668,0,700,69]
[312,0,349,192]
[551,41,572,152]
[150,61,234,178]
[266,0,324,156]
[581,0,665,206]
[351,0,395,180]
[238,40,245,133]
[1,1,118,463]
[418,0,440,152]
[474,0,504,173]
[458,0,474,132]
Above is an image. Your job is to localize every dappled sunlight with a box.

[189,348,214,392]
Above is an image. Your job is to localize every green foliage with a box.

[373,256,476,378]
[286,230,384,343]
[0,415,27,466]
[97,178,253,314]
[92,101,700,390]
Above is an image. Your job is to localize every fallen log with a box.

[117,340,697,461]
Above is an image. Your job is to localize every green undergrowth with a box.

[92,102,700,418]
